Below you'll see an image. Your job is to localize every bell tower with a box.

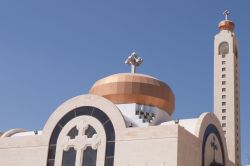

[214,10,241,166]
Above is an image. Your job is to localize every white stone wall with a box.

[116,103,172,127]
[177,126,201,166]
[0,136,48,166]
[0,123,220,166]
[115,125,179,166]
[0,95,231,166]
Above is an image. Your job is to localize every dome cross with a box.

[125,52,143,73]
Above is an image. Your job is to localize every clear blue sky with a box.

[0,0,249,164]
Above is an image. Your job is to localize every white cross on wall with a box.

[61,120,101,166]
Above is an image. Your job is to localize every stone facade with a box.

[0,95,230,166]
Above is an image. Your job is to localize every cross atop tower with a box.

[223,10,230,20]
[125,52,143,73]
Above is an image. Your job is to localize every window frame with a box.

[47,106,116,166]
[54,116,106,166]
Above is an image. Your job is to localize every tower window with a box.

[219,42,229,55]
[222,67,226,71]
[222,116,226,120]
[222,102,226,106]
[222,95,226,99]
[222,74,226,78]
[222,123,226,127]
[222,109,226,113]
[235,48,238,59]
[222,61,226,65]
[222,88,226,92]
[222,81,226,85]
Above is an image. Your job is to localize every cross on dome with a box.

[223,10,230,20]
[125,52,143,73]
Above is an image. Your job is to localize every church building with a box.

[0,11,241,166]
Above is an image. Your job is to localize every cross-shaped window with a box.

[55,116,106,166]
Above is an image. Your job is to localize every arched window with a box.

[219,42,229,55]
[47,107,115,166]
[202,124,225,166]
[55,116,106,166]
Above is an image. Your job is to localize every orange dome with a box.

[89,73,175,115]
[218,20,235,31]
